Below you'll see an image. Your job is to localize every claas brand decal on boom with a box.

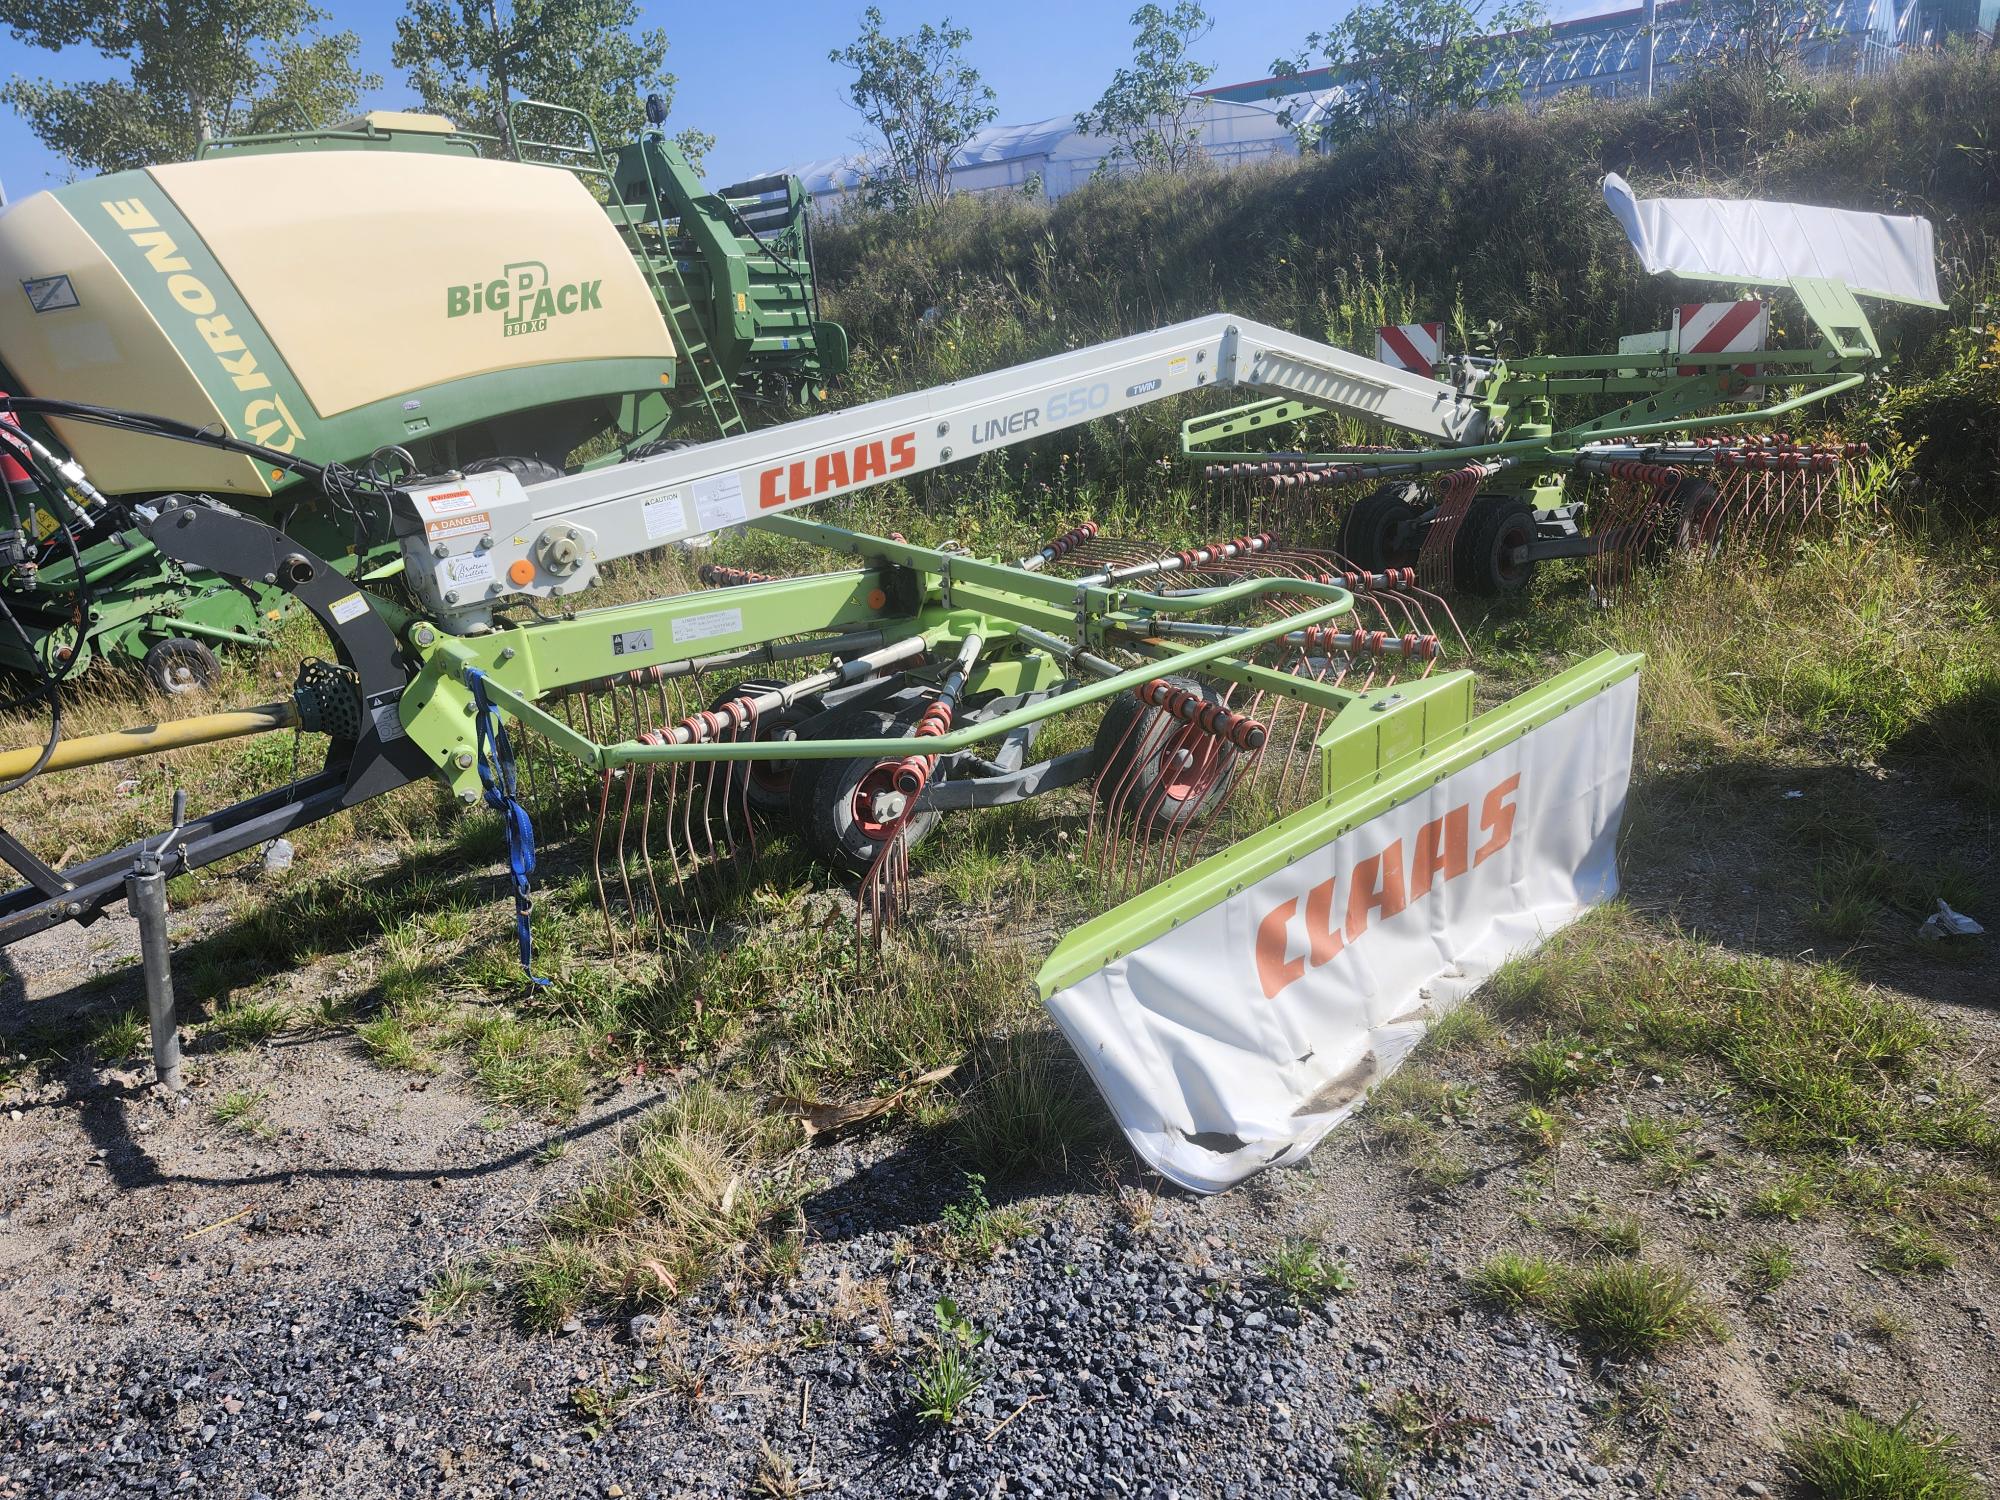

[445,260,606,338]
[757,432,917,507]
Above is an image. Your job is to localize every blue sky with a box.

[1,0,1608,198]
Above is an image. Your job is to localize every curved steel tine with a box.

[613,741,642,935]
[591,766,622,955]
[1179,730,1263,878]
[1293,642,1349,809]
[736,701,761,868]
[636,755,669,942]
[1126,718,1207,897]
[669,736,707,929]
[1103,712,1176,897]
[1156,729,1230,888]
[696,717,725,871]
[1085,693,1152,877]
[1272,647,1323,811]
[1099,711,1158,899]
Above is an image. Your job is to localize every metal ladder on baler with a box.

[505,100,748,442]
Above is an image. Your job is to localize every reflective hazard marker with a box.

[1375,322,1443,375]
[1673,300,1766,376]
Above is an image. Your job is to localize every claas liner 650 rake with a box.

[1191,175,1943,598]
[0,173,1931,1189]
[0,312,1639,1192]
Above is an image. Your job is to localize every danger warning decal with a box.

[424,509,491,540]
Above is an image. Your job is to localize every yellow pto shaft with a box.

[0,700,300,782]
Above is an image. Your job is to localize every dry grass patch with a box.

[1486,908,1998,1172]
[954,1027,1115,1181]
[513,1082,802,1330]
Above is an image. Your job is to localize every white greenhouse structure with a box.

[778,0,1989,212]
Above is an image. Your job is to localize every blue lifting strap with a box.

[467,669,550,987]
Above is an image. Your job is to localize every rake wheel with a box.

[1452,495,1539,596]
[1091,676,1244,833]
[709,679,821,815]
[1666,477,1726,555]
[790,707,943,877]
[1337,482,1427,571]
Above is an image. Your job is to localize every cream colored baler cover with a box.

[0,190,261,495]
[149,150,675,419]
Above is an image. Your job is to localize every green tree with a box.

[1689,0,1836,83]
[830,7,997,213]
[1272,0,1549,146]
[1076,3,1217,174]
[391,0,710,165]
[0,0,378,175]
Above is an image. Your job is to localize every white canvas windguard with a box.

[1046,675,1639,1193]
[1601,172,1942,308]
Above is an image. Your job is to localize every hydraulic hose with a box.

[0,700,300,782]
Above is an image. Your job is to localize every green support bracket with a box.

[1317,671,1477,800]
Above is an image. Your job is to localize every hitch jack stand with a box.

[127,791,187,1092]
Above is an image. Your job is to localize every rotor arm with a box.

[392,313,1489,631]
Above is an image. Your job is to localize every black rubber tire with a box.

[1451,495,1539,596]
[143,637,221,696]
[629,435,700,461]
[1089,675,1243,834]
[463,454,565,486]
[1667,477,1726,555]
[788,706,942,877]
[1337,482,1426,570]
[708,679,823,816]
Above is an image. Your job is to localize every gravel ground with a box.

[1,756,1995,1499]
[0,1050,1622,1500]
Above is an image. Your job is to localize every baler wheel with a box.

[789,707,941,877]
[462,455,565,486]
[143,637,221,696]
[1451,495,1539,596]
[1337,482,1426,570]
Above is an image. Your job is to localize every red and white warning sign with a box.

[1673,300,1766,376]
[1375,322,1443,375]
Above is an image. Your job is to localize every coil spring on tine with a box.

[1133,679,1267,751]
[890,697,954,796]
[697,563,775,588]
[1038,520,1100,564]
[1296,624,1439,661]
[1313,566,1417,593]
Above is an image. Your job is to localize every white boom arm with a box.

[394,312,1488,629]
